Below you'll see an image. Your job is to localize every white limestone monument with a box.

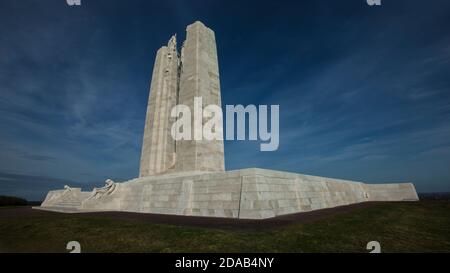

[38,21,419,219]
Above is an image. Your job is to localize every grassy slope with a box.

[0,201,449,253]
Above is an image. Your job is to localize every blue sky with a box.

[1,0,449,200]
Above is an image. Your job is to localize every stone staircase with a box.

[38,199,83,213]
[52,200,82,208]
[34,206,82,213]
[38,188,93,213]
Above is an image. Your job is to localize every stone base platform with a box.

[37,168,419,219]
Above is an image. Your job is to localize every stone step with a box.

[53,201,82,208]
[34,206,82,213]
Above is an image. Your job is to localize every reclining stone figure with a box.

[88,179,116,200]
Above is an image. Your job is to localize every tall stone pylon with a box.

[139,21,225,177]
[139,35,179,177]
[175,21,225,172]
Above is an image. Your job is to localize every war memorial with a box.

[37,21,419,219]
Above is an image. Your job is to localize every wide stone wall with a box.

[239,169,369,219]
[364,183,418,201]
[81,171,242,218]
[39,168,419,219]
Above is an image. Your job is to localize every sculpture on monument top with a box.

[168,35,177,53]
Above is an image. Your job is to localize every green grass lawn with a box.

[1,201,449,253]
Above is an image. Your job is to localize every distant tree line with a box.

[418,192,450,200]
[0,196,36,206]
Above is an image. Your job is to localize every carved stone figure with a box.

[88,179,116,200]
